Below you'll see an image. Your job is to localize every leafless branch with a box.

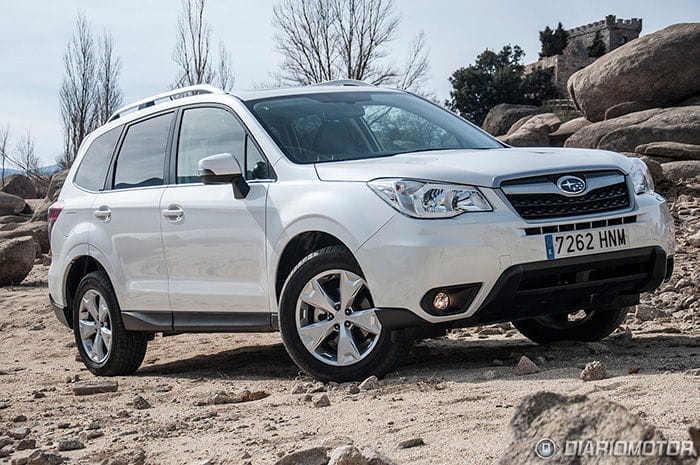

[272,0,429,91]
[0,124,10,188]
[96,32,123,125]
[216,42,235,91]
[59,13,97,167]
[9,130,48,190]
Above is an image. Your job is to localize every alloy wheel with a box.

[295,269,381,366]
[78,289,113,364]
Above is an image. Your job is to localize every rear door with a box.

[160,105,273,318]
[90,112,174,312]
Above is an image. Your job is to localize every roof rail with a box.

[108,84,225,122]
[313,79,373,87]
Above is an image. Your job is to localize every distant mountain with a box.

[1,164,62,178]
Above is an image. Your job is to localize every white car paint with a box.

[48,84,675,330]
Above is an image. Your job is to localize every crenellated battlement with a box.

[568,15,642,37]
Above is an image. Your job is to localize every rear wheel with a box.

[73,271,148,376]
[279,246,406,382]
[512,307,630,345]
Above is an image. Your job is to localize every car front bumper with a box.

[356,191,675,325]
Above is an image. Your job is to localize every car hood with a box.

[314,147,632,187]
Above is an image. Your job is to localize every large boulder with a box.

[635,141,700,161]
[482,104,541,137]
[499,113,561,147]
[564,107,700,154]
[662,160,700,184]
[498,391,694,464]
[548,117,592,146]
[0,191,27,216]
[1,174,38,199]
[30,199,52,222]
[597,106,700,154]
[46,170,69,202]
[568,23,700,122]
[0,222,47,256]
[0,236,36,286]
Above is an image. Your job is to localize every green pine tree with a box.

[588,31,606,57]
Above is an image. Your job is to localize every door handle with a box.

[162,205,184,222]
[93,206,111,222]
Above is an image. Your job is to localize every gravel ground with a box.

[0,183,698,465]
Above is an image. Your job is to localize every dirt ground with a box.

[0,265,698,465]
[1,185,699,465]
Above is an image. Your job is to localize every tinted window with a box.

[246,92,502,164]
[177,108,245,184]
[113,113,172,189]
[246,136,270,180]
[74,127,121,191]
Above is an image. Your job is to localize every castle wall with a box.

[524,55,596,97]
[564,15,642,57]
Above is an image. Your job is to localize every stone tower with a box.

[565,15,642,57]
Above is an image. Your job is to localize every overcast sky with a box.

[0,0,698,165]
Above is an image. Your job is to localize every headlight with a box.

[367,178,492,218]
[629,158,654,195]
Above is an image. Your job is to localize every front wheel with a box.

[73,271,148,376]
[279,246,407,382]
[512,307,630,345]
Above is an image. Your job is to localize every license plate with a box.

[545,227,629,259]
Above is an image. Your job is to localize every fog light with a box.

[433,292,450,311]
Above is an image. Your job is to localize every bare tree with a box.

[216,42,235,91]
[172,0,234,90]
[9,130,49,191]
[272,0,430,91]
[59,14,97,167]
[0,124,9,188]
[272,0,336,85]
[95,32,123,125]
[59,14,123,168]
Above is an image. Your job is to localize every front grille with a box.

[506,182,631,220]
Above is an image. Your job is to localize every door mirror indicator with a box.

[198,153,250,199]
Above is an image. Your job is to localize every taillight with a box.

[47,201,64,245]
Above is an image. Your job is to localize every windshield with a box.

[245,91,502,164]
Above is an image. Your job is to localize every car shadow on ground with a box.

[135,333,699,383]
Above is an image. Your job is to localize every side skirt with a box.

[121,311,276,333]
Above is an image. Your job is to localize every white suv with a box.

[48,82,675,381]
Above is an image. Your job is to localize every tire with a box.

[72,271,148,376]
[512,307,631,345]
[279,246,407,382]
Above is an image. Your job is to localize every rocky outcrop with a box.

[549,117,592,146]
[498,391,695,464]
[0,221,48,256]
[482,104,541,137]
[0,191,27,216]
[0,236,36,285]
[662,161,700,184]
[46,170,68,202]
[498,113,561,147]
[635,142,700,161]
[1,174,38,199]
[564,106,700,160]
[568,23,700,122]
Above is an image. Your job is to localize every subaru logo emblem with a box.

[556,175,586,195]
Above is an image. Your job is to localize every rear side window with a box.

[74,127,120,191]
[113,113,173,189]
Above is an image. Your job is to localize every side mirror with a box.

[198,153,250,199]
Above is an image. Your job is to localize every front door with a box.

[161,106,272,316]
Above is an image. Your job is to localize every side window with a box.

[246,136,270,180]
[177,108,245,184]
[113,113,172,189]
[74,127,121,191]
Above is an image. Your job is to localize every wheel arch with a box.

[274,231,354,303]
[63,255,110,327]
